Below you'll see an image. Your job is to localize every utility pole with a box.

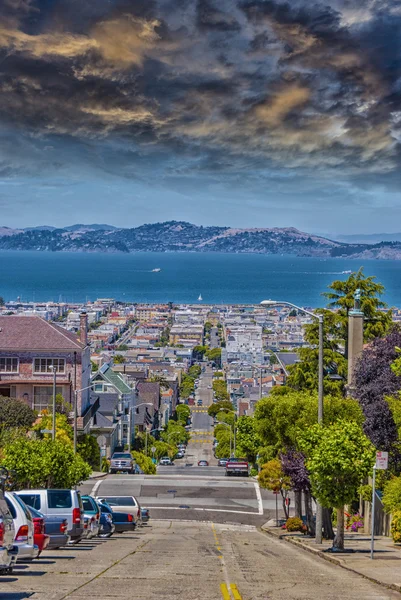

[52,366,57,441]
[315,314,324,544]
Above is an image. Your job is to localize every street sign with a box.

[376,451,388,470]
[151,446,156,454]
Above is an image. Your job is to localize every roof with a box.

[96,365,133,394]
[0,316,84,351]
[137,382,160,408]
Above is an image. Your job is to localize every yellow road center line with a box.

[230,584,242,600]
[220,584,231,600]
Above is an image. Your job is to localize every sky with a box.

[0,0,401,235]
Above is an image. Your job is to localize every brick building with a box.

[0,314,91,428]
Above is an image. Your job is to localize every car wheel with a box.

[99,532,113,538]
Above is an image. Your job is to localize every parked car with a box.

[218,458,229,467]
[16,489,84,544]
[26,508,69,550]
[97,496,142,526]
[26,506,50,557]
[109,452,134,475]
[81,496,100,539]
[141,508,150,524]
[97,503,115,539]
[175,451,185,459]
[0,492,17,575]
[159,457,173,466]
[98,502,136,534]
[198,460,209,467]
[5,492,38,561]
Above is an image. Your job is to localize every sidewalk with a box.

[261,522,401,594]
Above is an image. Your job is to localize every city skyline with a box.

[1,1,401,234]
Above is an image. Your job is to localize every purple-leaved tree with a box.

[353,326,401,457]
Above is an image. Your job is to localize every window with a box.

[33,386,63,412]
[18,494,41,510]
[47,490,72,509]
[0,357,18,373]
[33,358,65,373]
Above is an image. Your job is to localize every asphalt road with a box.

[5,517,400,599]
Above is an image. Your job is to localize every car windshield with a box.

[112,454,132,459]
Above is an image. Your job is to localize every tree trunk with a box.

[294,490,302,519]
[322,508,335,540]
[304,490,315,536]
[333,506,345,550]
[281,490,290,520]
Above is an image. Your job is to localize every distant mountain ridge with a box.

[0,221,401,260]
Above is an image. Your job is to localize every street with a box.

[4,370,400,599]
[4,511,400,599]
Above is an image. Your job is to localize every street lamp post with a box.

[261,299,324,544]
[145,427,160,456]
[52,366,57,441]
[220,408,237,456]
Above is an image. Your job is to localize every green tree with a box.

[212,380,229,402]
[322,268,392,352]
[383,476,401,514]
[176,404,190,424]
[259,458,291,519]
[206,348,222,367]
[188,365,202,379]
[299,420,375,550]
[131,451,156,474]
[214,427,232,458]
[235,416,261,463]
[118,344,129,351]
[3,437,91,489]
[91,360,99,372]
[161,421,190,446]
[0,397,36,429]
[114,354,126,364]
[193,345,208,360]
[77,434,101,469]
[208,401,234,418]
[33,412,73,444]
[253,390,363,458]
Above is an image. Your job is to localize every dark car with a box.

[218,458,229,467]
[141,508,150,524]
[98,502,135,534]
[98,503,115,539]
[198,460,209,467]
[27,506,70,550]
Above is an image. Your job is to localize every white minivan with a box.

[15,489,84,544]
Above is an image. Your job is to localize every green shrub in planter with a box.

[285,517,304,532]
[391,511,401,543]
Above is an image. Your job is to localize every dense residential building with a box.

[222,324,263,364]
[0,314,92,429]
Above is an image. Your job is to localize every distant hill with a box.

[1,220,401,259]
[337,233,401,244]
[22,223,117,233]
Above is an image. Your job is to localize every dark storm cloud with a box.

[0,0,400,198]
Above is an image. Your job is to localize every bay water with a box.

[1,251,401,307]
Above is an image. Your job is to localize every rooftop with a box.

[0,315,84,351]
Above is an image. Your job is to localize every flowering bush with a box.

[391,511,401,543]
[285,517,305,533]
[346,513,364,532]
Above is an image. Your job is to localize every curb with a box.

[88,472,108,480]
[261,526,401,595]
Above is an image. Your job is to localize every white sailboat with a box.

[198,294,203,301]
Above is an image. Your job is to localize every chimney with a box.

[79,312,88,346]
